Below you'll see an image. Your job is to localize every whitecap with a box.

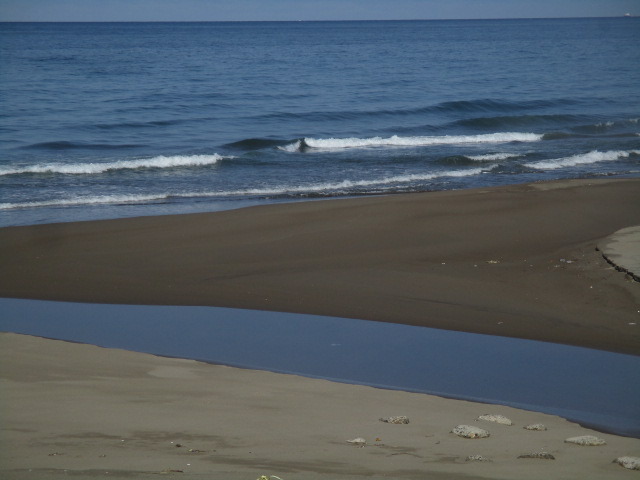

[0,194,168,210]
[524,150,639,170]
[281,132,543,152]
[0,154,228,176]
[277,140,302,152]
[467,153,522,161]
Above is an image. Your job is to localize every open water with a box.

[1,18,639,227]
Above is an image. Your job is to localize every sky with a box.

[0,0,639,22]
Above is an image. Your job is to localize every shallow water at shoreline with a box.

[2,297,638,438]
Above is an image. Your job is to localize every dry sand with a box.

[2,332,639,480]
[1,178,639,354]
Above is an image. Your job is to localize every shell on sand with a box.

[477,414,513,426]
[523,424,547,431]
[379,416,410,424]
[564,435,606,446]
[614,456,640,470]
[466,455,491,462]
[518,452,555,460]
[346,437,366,446]
[452,425,490,439]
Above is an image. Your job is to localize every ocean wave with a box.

[224,138,291,151]
[0,194,168,210]
[438,153,522,166]
[0,168,487,210]
[453,114,586,130]
[92,119,181,130]
[256,98,577,123]
[176,167,488,198]
[524,150,640,170]
[467,153,523,161]
[21,141,144,150]
[0,154,228,176]
[282,133,542,152]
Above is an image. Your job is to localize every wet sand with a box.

[1,178,639,354]
[2,332,639,480]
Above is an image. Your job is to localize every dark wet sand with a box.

[1,178,639,354]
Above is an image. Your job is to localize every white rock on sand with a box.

[477,414,513,426]
[379,415,410,424]
[614,456,640,470]
[346,437,366,446]
[518,452,555,460]
[452,425,490,439]
[565,435,607,446]
[523,423,547,431]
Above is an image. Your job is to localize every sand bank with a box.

[1,178,639,354]
[2,333,639,480]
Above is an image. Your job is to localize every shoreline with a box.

[2,332,639,480]
[3,297,638,438]
[1,178,639,354]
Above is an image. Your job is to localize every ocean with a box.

[1,18,639,227]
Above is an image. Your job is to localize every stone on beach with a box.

[477,414,513,425]
[614,456,640,470]
[379,415,410,424]
[452,425,490,439]
[523,423,547,431]
[564,435,606,446]
[466,454,491,462]
[518,452,556,460]
[346,437,366,446]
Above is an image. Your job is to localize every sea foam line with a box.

[525,150,639,170]
[280,132,543,152]
[467,153,522,161]
[186,167,487,197]
[0,194,168,210]
[0,168,487,210]
[0,154,227,176]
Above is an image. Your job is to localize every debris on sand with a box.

[452,425,490,439]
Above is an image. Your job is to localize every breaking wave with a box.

[0,194,168,210]
[0,167,487,210]
[525,150,640,170]
[467,153,523,161]
[281,132,543,152]
[0,154,228,176]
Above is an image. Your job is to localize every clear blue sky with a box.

[1,0,638,22]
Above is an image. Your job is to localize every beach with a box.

[2,332,640,480]
[1,178,640,479]
[1,178,639,354]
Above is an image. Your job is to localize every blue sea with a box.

[1,18,639,227]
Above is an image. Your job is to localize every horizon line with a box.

[0,15,633,23]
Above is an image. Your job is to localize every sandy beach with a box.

[2,332,639,480]
[1,179,640,478]
[1,178,639,354]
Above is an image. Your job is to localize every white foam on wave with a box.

[0,167,488,210]
[284,132,542,152]
[0,193,168,210]
[525,150,639,170]
[277,140,302,152]
[0,154,227,176]
[198,167,487,196]
[467,153,522,161]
